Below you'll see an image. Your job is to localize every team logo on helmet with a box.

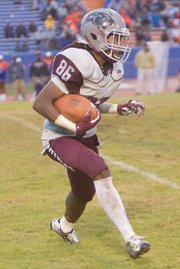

[84,11,114,28]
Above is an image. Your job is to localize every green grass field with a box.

[0,92,180,269]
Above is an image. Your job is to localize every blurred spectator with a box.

[120,7,132,29]
[170,19,180,44]
[161,1,179,20]
[144,27,152,42]
[56,22,76,49]
[127,5,137,23]
[37,0,47,13]
[32,0,39,10]
[0,55,9,102]
[30,51,49,99]
[57,2,68,20]
[8,56,26,101]
[105,0,122,12]
[63,6,83,39]
[161,29,170,42]
[49,0,59,19]
[40,6,49,21]
[16,23,27,38]
[45,15,55,31]
[151,0,166,13]
[43,51,54,78]
[140,6,151,28]
[15,39,29,52]
[135,26,147,46]
[133,9,144,27]
[64,7,82,26]
[4,22,14,38]
[36,25,56,50]
[134,0,144,13]
[134,43,156,95]
[14,0,22,4]
[34,26,46,47]
[65,0,80,11]
[47,38,57,50]
[135,33,145,46]
[28,22,37,38]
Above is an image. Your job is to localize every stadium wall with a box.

[3,44,180,82]
[124,45,180,79]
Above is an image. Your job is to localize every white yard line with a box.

[3,114,180,190]
[103,155,180,190]
[4,115,42,133]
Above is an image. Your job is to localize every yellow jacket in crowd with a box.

[45,15,55,30]
[135,46,156,69]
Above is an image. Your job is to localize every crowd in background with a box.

[4,0,87,52]
[2,0,180,52]
[31,0,86,50]
[0,0,180,101]
[104,0,180,45]
[0,51,53,101]
[30,0,180,46]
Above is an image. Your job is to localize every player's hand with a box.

[117,100,145,117]
[76,109,101,137]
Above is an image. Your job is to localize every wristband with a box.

[54,115,76,132]
[100,103,118,114]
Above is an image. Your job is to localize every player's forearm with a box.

[33,93,60,123]
[33,80,66,122]
[99,102,118,114]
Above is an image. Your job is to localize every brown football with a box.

[54,94,97,123]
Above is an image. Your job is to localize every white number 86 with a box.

[56,59,75,81]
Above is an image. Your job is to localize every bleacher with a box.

[0,0,177,54]
[0,0,42,53]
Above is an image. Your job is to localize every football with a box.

[54,94,97,123]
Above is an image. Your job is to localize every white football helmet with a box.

[80,8,131,63]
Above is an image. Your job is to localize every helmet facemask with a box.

[100,29,131,63]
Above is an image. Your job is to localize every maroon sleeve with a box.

[52,53,83,94]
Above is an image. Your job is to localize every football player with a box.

[33,8,150,259]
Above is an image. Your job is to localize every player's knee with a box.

[88,156,109,180]
[66,191,87,208]
[94,168,111,181]
[74,188,95,203]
